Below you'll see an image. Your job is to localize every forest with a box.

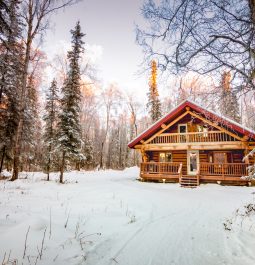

[0,0,254,182]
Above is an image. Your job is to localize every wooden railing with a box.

[140,162,180,175]
[141,162,248,177]
[150,131,237,144]
[199,163,248,177]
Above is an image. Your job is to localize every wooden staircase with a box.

[180,175,199,188]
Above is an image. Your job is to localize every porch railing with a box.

[140,162,181,176]
[140,162,249,178]
[199,163,249,177]
[150,131,237,144]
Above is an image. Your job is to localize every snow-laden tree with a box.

[147,60,161,123]
[57,21,84,183]
[43,79,59,180]
[244,149,255,180]
[20,74,42,172]
[10,0,78,181]
[219,71,240,123]
[0,0,23,174]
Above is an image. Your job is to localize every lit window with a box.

[159,152,172,162]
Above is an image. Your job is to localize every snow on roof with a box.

[128,99,255,148]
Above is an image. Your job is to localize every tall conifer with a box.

[147,60,161,123]
[43,79,59,180]
[57,21,84,183]
[0,0,23,174]
[219,71,240,123]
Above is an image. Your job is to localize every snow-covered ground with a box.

[0,167,255,265]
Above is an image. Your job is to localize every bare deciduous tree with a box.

[137,0,255,91]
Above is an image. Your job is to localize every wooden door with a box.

[213,152,227,174]
[187,150,199,175]
[178,124,187,142]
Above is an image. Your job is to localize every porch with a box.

[140,162,250,186]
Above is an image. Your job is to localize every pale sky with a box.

[43,0,149,99]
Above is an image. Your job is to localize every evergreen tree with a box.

[43,79,59,180]
[81,137,93,169]
[0,0,23,174]
[57,21,84,183]
[147,60,161,123]
[219,71,241,123]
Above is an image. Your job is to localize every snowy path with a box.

[0,168,255,265]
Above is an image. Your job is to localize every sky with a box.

[43,0,149,99]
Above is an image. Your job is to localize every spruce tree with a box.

[43,79,59,180]
[219,71,241,123]
[0,0,23,174]
[147,60,162,123]
[57,21,84,183]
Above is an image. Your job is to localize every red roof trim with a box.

[128,100,255,148]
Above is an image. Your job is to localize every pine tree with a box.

[219,71,241,123]
[82,137,93,169]
[43,79,59,180]
[147,60,162,123]
[0,0,23,174]
[57,21,84,183]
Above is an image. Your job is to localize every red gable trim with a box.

[128,100,255,148]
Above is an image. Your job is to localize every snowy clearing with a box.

[0,167,255,265]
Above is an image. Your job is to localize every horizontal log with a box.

[135,142,247,150]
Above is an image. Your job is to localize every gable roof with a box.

[128,100,255,148]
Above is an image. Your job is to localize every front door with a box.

[187,150,199,175]
[178,124,187,142]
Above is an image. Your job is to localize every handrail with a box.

[141,162,180,175]
[158,131,222,136]
[150,131,237,144]
[200,163,249,177]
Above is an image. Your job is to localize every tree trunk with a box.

[47,157,50,181]
[99,142,104,169]
[59,151,65,184]
[0,146,6,174]
[76,161,80,171]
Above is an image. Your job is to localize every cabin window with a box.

[178,124,187,133]
[213,152,227,164]
[159,152,172,162]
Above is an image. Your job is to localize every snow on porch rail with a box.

[140,162,180,175]
[199,163,248,176]
[150,131,237,144]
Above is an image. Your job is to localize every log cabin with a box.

[128,100,255,187]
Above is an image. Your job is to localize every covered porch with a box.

[140,162,250,185]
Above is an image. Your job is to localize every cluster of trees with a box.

[0,0,142,182]
[0,0,254,182]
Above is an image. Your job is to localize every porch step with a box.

[180,175,199,188]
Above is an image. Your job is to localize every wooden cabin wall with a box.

[199,151,208,163]
[172,151,187,175]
